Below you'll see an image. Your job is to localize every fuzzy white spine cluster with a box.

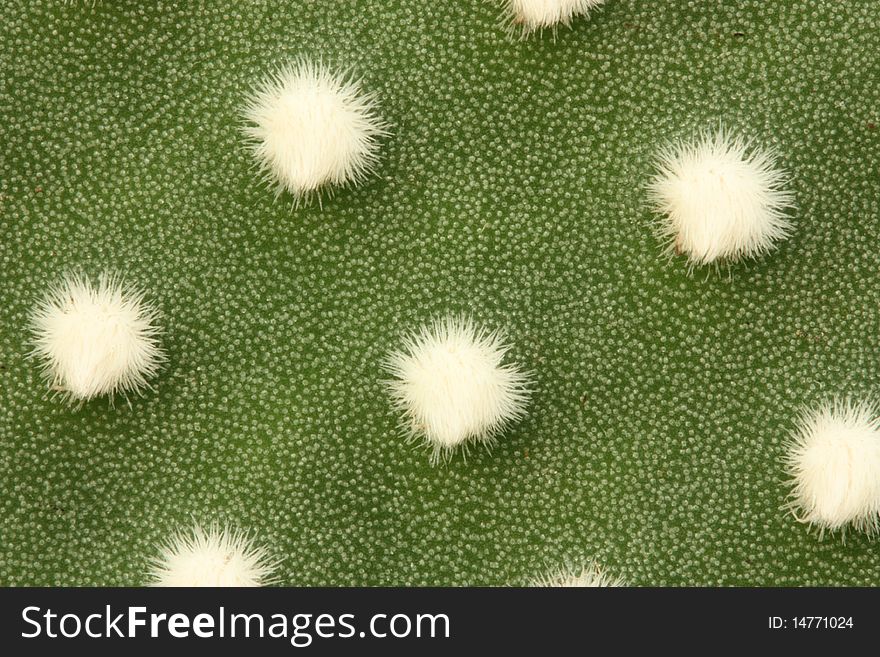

[242,60,387,205]
[385,316,531,463]
[30,273,163,402]
[504,0,605,34]
[535,562,624,587]
[648,129,794,266]
[785,400,880,537]
[148,525,277,587]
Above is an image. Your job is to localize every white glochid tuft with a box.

[785,400,880,537]
[648,128,794,267]
[242,59,387,205]
[503,0,606,34]
[385,316,531,463]
[30,273,164,403]
[535,562,624,587]
[148,524,277,587]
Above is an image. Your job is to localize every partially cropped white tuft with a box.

[385,317,531,463]
[503,0,605,34]
[242,60,387,205]
[149,524,277,587]
[535,562,624,587]
[785,400,880,537]
[648,129,794,266]
[30,273,163,403]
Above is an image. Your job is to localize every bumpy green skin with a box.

[1,0,878,586]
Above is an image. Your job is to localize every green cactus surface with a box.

[1,0,879,586]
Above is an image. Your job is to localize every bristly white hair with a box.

[534,561,624,587]
[647,128,795,267]
[784,400,880,538]
[503,0,606,36]
[148,524,278,587]
[242,59,388,206]
[30,273,164,403]
[385,316,531,464]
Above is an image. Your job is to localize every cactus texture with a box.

[0,1,878,585]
